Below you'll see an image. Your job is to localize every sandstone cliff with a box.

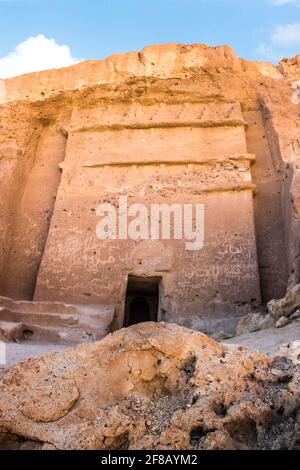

[0,43,299,331]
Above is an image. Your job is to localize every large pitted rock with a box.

[0,323,299,450]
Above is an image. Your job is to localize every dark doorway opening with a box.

[124,276,161,327]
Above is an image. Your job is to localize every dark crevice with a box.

[183,355,197,379]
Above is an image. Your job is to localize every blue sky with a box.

[0,0,300,78]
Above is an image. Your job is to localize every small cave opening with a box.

[123,275,161,327]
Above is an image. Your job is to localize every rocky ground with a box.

[1,319,299,372]
[0,322,299,450]
[224,319,300,355]
[0,342,70,373]
[1,288,299,450]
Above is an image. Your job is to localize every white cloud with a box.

[0,34,81,79]
[271,0,300,5]
[255,21,300,62]
[256,43,280,62]
[271,23,300,46]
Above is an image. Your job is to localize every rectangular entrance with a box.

[123,275,161,327]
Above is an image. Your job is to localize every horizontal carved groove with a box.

[65,119,247,134]
[77,153,256,169]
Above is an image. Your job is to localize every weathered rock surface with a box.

[291,310,300,321]
[236,312,275,336]
[0,43,300,332]
[277,341,300,367]
[0,323,299,450]
[211,331,233,341]
[268,284,300,320]
[0,296,115,344]
[276,316,290,329]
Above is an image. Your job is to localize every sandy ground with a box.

[223,319,300,355]
[0,342,71,371]
[1,320,299,373]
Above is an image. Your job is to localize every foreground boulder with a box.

[0,323,299,450]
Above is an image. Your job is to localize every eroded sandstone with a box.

[0,323,299,450]
[0,45,299,450]
[0,43,299,336]
[268,284,300,320]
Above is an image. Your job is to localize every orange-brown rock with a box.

[0,323,299,450]
[0,42,299,336]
